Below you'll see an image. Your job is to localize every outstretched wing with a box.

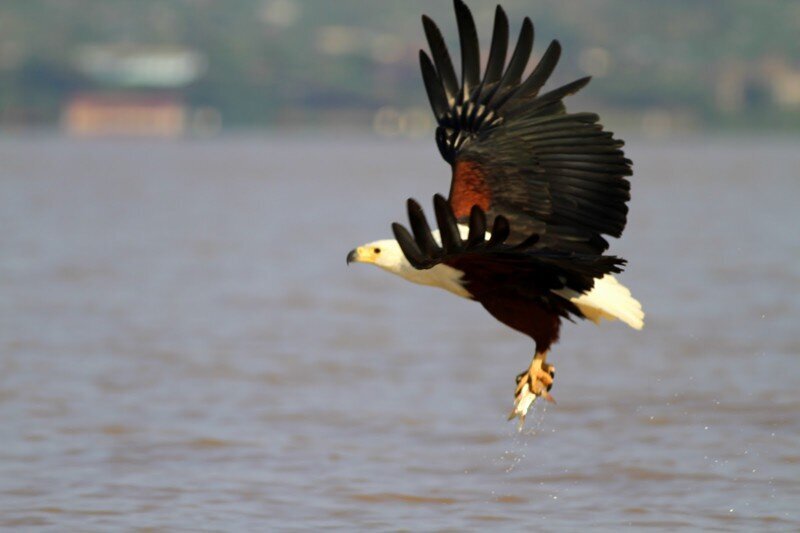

[391,195,624,316]
[420,1,632,254]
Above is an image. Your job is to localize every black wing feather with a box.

[392,197,625,309]
[422,15,458,104]
[419,51,449,121]
[515,40,561,100]
[454,0,480,101]
[482,6,509,87]
[420,1,633,255]
[466,205,487,247]
[392,222,426,267]
[500,17,533,87]
[488,216,510,246]
[407,198,440,256]
[434,193,463,253]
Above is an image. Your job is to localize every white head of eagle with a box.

[347,230,475,299]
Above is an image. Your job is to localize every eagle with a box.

[347,0,644,428]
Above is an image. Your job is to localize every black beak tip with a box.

[346,249,357,265]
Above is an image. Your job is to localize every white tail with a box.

[555,274,644,330]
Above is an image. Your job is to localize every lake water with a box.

[1,135,798,530]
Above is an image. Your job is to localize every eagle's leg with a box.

[508,351,555,428]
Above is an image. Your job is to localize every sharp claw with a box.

[508,365,557,429]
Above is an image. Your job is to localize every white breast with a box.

[391,225,477,299]
[397,261,473,298]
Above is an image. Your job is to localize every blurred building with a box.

[762,58,800,109]
[62,45,206,137]
[63,92,185,138]
[715,57,800,114]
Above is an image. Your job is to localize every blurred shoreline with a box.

[2,1,800,135]
[1,125,799,144]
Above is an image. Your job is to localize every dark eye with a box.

[373,247,381,254]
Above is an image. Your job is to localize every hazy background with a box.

[1,1,799,530]
[1,0,800,136]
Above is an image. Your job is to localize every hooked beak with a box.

[347,246,377,265]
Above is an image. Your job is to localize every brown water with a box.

[1,135,798,530]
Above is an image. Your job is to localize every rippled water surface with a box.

[1,135,799,530]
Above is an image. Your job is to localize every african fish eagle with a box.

[347,0,644,427]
